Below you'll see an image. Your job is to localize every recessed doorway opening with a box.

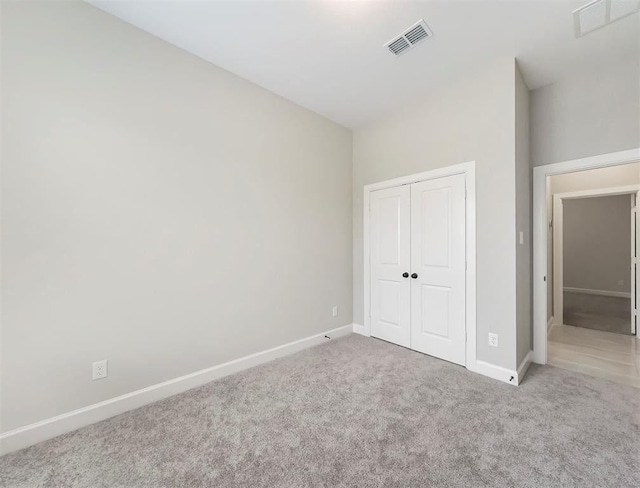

[533,149,640,388]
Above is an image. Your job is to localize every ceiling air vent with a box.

[388,37,410,55]
[384,19,433,56]
[573,0,640,38]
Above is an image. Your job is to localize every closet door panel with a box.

[370,185,411,347]
[410,174,466,365]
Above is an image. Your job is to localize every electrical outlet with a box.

[332,306,338,318]
[488,333,499,348]
[92,360,108,380]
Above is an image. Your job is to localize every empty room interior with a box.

[1,1,639,486]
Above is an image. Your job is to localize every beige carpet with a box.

[564,291,632,335]
[1,334,639,487]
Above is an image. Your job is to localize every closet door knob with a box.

[402,272,409,278]
[411,273,418,279]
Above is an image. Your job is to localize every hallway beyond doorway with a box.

[563,291,631,335]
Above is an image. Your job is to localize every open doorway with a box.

[542,160,640,387]
[562,195,634,335]
[554,190,637,336]
[547,163,640,387]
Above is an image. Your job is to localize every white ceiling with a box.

[89,0,639,129]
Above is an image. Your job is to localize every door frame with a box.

[533,148,640,364]
[552,185,640,334]
[360,161,477,369]
[633,192,638,335]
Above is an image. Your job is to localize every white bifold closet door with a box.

[369,174,466,365]
[410,174,466,365]
[370,185,411,348]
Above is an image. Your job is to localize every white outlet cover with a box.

[332,306,338,317]
[92,360,108,380]
[488,333,499,347]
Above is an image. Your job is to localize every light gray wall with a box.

[532,59,639,321]
[563,195,631,294]
[531,61,640,167]
[515,63,531,366]
[1,1,353,432]
[353,59,519,370]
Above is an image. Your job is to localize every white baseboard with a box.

[467,360,519,386]
[564,287,631,299]
[470,355,530,386]
[352,322,369,337]
[359,323,524,387]
[547,316,555,338]
[516,351,534,384]
[0,324,353,456]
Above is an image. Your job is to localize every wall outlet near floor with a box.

[332,306,338,318]
[92,360,108,380]
[488,333,499,348]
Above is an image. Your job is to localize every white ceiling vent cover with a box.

[384,20,433,56]
[573,0,640,38]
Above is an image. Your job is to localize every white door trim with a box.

[360,161,477,370]
[633,192,638,335]
[533,148,640,364]
[553,185,640,201]
[552,185,640,328]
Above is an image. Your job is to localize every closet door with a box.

[370,185,411,347]
[410,174,466,365]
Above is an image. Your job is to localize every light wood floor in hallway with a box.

[548,324,640,388]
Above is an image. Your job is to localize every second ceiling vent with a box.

[384,19,433,56]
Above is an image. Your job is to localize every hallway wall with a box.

[563,195,632,295]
